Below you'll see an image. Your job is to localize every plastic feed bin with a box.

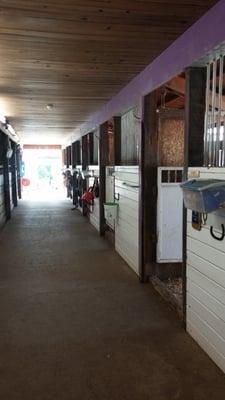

[104,202,118,223]
[180,179,225,213]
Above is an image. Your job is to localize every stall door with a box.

[157,167,183,263]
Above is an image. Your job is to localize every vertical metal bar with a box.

[216,55,224,166]
[204,63,210,166]
[211,60,217,166]
[221,113,225,167]
[208,112,212,165]
[208,64,213,166]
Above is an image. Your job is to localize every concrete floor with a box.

[0,200,224,400]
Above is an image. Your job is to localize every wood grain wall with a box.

[158,118,184,166]
[121,108,141,165]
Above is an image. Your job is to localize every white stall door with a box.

[114,166,140,275]
[157,167,183,263]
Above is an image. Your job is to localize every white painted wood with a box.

[187,266,225,306]
[90,198,100,232]
[87,168,100,232]
[157,167,183,263]
[187,321,225,374]
[187,308,225,357]
[114,166,139,276]
[187,278,225,322]
[187,167,225,373]
[105,167,115,230]
[187,250,225,285]
[187,294,225,340]
[106,167,115,203]
[187,236,225,270]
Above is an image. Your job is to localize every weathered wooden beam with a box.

[2,134,11,220]
[16,146,22,199]
[11,141,18,207]
[67,145,72,167]
[72,140,81,167]
[166,75,225,109]
[113,116,121,166]
[81,135,89,170]
[184,67,206,167]
[182,66,206,326]
[140,92,158,281]
[88,132,94,165]
[99,122,108,236]
[165,76,186,95]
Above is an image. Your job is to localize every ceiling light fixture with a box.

[46,103,54,111]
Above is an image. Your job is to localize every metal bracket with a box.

[114,193,120,201]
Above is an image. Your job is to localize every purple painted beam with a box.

[74,0,225,138]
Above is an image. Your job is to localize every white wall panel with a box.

[105,167,114,203]
[114,166,139,275]
[187,167,225,373]
[90,198,100,232]
[88,167,100,232]
[157,167,183,263]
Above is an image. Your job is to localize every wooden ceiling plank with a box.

[0,0,218,142]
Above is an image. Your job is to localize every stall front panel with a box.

[186,167,225,373]
[157,167,183,263]
[114,166,140,275]
[88,166,100,232]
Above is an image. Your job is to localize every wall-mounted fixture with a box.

[181,179,225,214]
[46,103,54,111]
[210,224,225,241]
[181,179,225,241]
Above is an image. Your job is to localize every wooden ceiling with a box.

[0,0,218,144]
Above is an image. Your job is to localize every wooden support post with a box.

[72,141,81,168]
[88,132,94,165]
[140,92,158,282]
[11,141,18,207]
[67,145,72,167]
[16,146,22,199]
[71,142,76,169]
[183,67,206,325]
[76,141,81,166]
[114,116,121,165]
[99,122,107,236]
[184,67,206,168]
[2,135,11,220]
[82,135,89,170]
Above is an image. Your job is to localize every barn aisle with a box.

[0,200,224,400]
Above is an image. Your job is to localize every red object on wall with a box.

[22,178,31,187]
[81,188,94,204]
